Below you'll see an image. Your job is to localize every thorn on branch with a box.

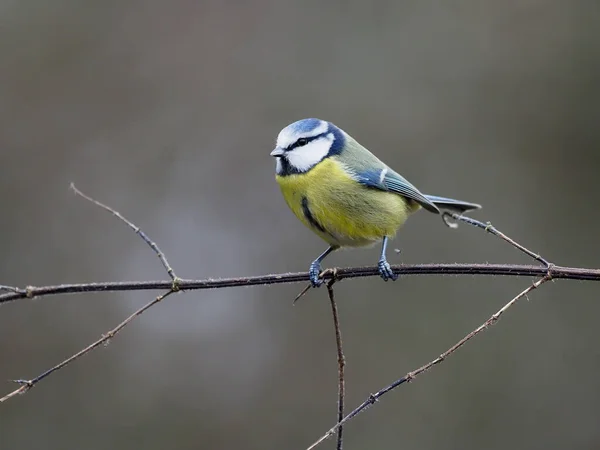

[293,284,312,305]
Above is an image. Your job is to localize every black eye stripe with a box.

[287,132,327,151]
[277,124,345,177]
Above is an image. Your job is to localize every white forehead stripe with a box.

[276,120,329,149]
[285,134,333,172]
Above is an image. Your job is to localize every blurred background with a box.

[1,1,599,449]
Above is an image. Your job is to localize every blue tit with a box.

[270,118,481,287]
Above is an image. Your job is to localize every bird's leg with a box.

[378,236,398,281]
[309,246,337,287]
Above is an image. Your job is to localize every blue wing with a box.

[355,167,439,213]
[423,195,481,213]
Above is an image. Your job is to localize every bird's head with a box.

[271,118,345,175]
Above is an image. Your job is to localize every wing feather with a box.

[354,167,439,213]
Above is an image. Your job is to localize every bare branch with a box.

[1,290,175,403]
[70,183,178,282]
[1,186,597,423]
[0,185,182,403]
[0,285,24,294]
[445,213,549,266]
[2,264,599,307]
[325,273,345,450]
[305,211,556,449]
[306,274,552,450]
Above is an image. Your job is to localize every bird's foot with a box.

[378,259,398,281]
[309,261,323,287]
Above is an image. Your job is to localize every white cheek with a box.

[286,137,332,172]
[275,158,283,174]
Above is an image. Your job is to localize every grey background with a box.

[1,1,599,449]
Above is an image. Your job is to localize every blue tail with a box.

[425,195,481,214]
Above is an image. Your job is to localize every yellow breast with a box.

[275,158,419,247]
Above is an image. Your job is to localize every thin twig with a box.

[3,263,600,307]
[326,275,345,450]
[0,186,182,403]
[293,284,312,304]
[70,183,178,281]
[1,290,175,403]
[305,211,554,448]
[0,285,24,294]
[445,213,550,267]
[306,274,552,450]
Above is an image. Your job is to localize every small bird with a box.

[271,118,481,287]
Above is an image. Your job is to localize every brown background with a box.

[1,1,599,449]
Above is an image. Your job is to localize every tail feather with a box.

[424,195,481,214]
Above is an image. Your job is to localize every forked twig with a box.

[306,274,552,450]
[1,185,181,403]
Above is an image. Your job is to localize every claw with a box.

[309,262,323,287]
[308,246,337,288]
[378,259,398,282]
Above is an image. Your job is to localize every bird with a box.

[270,118,481,287]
